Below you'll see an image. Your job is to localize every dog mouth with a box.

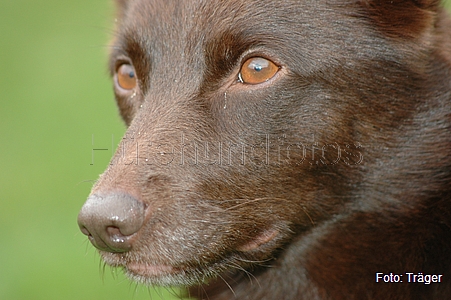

[99,227,282,285]
[100,250,241,286]
[119,260,221,286]
[101,252,179,277]
[100,251,204,285]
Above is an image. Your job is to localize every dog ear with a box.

[353,0,441,38]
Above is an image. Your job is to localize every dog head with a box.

[78,0,448,287]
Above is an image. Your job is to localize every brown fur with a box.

[78,0,451,299]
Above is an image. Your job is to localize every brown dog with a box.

[78,1,451,299]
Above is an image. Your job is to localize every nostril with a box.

[107,226,129,244]
[79,226,91,237]
[77,193,146,253]
[80,226,98,246]
[107,226,123,236]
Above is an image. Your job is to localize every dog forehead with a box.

[118,0,324,40]
[121,0,292,22]
[114,0,335,65]
[114,0,411,88]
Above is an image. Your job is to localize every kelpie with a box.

[78,0,451,299]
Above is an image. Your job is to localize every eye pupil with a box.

[240,57,279,85]
[116,64,137,90]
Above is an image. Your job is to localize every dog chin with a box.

[124,265,190,286]
[100,252,220,286]
[124,264,222,287]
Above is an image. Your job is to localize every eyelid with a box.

[111,53,134,72]
[114,57,133,72]
[238,48,284,69]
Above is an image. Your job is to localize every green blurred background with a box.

[0,0,180,299]
[0,1,450,299]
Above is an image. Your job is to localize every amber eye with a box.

[239,57,279,85]
[116,64,137,90]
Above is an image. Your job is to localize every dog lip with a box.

[126,262,176,277]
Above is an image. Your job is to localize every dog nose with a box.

[77,193,145,252]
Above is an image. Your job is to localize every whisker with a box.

[224,197,316,226]
[215,272,236,298]
[223,198,267,211]
[225,260,259,286]
[234,256,273,266]
[300,205,315,225]
[76,179,97,186]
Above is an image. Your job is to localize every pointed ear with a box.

[356,0,441,38]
